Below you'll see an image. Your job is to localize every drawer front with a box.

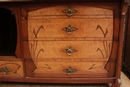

[28,18,113,40]
[0,60,24,77]
[29,41,112,59]
[31,61,108,78]
[28,5,113,17]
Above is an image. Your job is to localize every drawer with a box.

[28,18,113,40]
[31,61,108,78]
[0,60,24,77]
[28,5,113,17]
[29,41,112,59]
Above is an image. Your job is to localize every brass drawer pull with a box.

[62,47,77,56]
[62,7,77,16]
[0,66,12,75]
[62,25,78,34]
[63,67,77,75]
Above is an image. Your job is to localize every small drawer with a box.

[28,18,113,40]
[28,5,113,17]
[28,41,112,59]
[30,61,108,78]
[0,60,24,77]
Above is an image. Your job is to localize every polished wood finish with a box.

[0,0,128,87]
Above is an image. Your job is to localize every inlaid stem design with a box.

[30,41,44,66]
[96,41,112,67]
[33,25,44,38]
[96,25,108,38]
[89,64,99,70]
[42,64,52,69]
[96,41,111,59]
[30,41,53,70]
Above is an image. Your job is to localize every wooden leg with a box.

[111,78,121,87]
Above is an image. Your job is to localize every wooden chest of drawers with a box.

[24,4,114,78]
[0,0,128,87]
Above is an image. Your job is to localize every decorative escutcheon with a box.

[62,7,77,16]
[0,66,12,75]
[62,47,77,56]
[62,25,78,34]
[63,67,77,75]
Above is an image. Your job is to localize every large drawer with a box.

[29,41,112,59]
[28,18,113,40]
[29,61,109,78]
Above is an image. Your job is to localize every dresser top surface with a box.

[0,0,123,2]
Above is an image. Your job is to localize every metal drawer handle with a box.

[0,66,12,75]
[62,47,77,56]
[62,25,78,34]
[62,7,77,16]
[63,67,77,75]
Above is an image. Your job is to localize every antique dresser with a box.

[0,0,129,87]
